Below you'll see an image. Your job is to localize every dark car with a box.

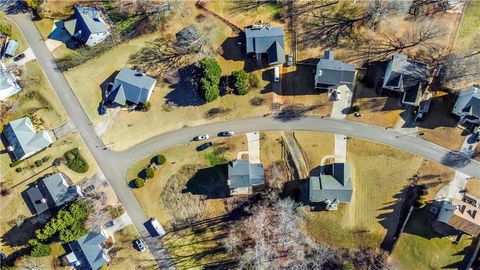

[196,142,213,151]
[134,239,146,252]
[218,131,235,137]
[13,53,25,62]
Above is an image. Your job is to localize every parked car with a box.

[274,66,280,82]
[105,221,114,228]
[13,53,25,62]
[196,142,213,151]
[218,131,235,137]
[286,54,293,66]
[332,90,342,101]
[146,217,166,237]
[134,239,146,252]
[194,134,209,141]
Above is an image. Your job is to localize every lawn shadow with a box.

[165,65,204,107]
[281,179,309,204]
[0,133,15,163]
[182,164,229,199]
[441,237,478,269]
[377,185,409,251]
[1,214,41,248]
[278,64,317,96]
[217,36,244,62]
[418,93,459,129]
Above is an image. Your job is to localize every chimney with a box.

[40,198,46,204]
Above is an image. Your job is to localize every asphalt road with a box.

[7,10,480,270]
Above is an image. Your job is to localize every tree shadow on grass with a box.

[165,65,204,107]
[274,104,322,122]
[182,164,229,199]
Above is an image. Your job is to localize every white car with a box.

[195,134,209,141]
[134,239,146,252]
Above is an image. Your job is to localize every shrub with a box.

[53,157,63,166]
[250,96,265,106]
[415,196,427,208]
[198,58,221,102]
[142,101,151,112]
[42,156,50,162]
[204,107,232,119]
[30,242,51,257]
[64,148,89,173]
[248,73,259,88]
[146,166,155,179]
[34,160,43,167]
[155,154,166,165]
[1,188,11,196]
[351,105,360,113]
[135,178,145,188]
[231,69,249,95]
[15,167,23,173]
[9,160,23,167]
[108,205,125,219]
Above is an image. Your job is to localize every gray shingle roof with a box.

[3,117,53,160]
[245,26,285,64]
[452,86,480,120]
[5,40,18,57]
[65,6,108,43]
[315,51,356,89]
[26,173,80,214]
[383,54,428,91]
[228,160,265,189]
[309,163,353,203]
[107,67,157,105]
[69,229,110,270]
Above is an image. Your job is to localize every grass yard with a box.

[391,210,475,270]
[418,91,465,151]
[414,159,455,201]
[6,17,28,53]
[465,178,480,198]
[305,138,423,249]
[457,0,480,49]
[41,0,77,19]
[293,131,334,170]
[33,18,54,39]
[1,61,67,129]
[346,83,402,128]
[110,225,158,269]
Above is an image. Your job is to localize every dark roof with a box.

[245,26,285,64]
[383,54,428,91]
[3,117,53,160]
[402,82,422,105]
[453,86,480,119]
[26,173,80,214]
[315,51,356,89]
[176,25,200,47]
[309,163,353,203]
[64,6,108,43]
[69,229,109,270]
[107,67,157,105]
[227,160,265,189]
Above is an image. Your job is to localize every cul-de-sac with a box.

[0,0,479,269]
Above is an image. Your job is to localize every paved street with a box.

[6,9,480,270]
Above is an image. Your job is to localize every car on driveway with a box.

[134,239,146,252]
[194,134,209,141]
[196,142,213,151]
[218,131,235,137]
[286,54,293,66]
[13,53,25,62]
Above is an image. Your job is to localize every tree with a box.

[155,154,166,165]
[230,70,249,95]
[30,242,51,257]
[146,166,155,179]
[135,178,145,188]
[25,0,41,10]
[198,58,221,102]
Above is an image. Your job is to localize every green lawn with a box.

[457,0,480,47]
[7,17,28,53]
[33,18,54,39]
[391,210,475,270]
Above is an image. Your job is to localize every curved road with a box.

[8,10,480,270]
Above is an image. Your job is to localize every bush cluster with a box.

[155,154,166,165]
[29,240,52,257]
[198,58,221,102]
[230,69,249,95]
[64,148,89,173]
[135,178,145,188]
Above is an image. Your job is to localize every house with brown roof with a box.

[437,198,480,236]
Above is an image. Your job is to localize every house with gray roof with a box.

[452,86,480,126]
[3,116,53,161]
[106,67,157,106]
[25,173,82,214]
[314,50,356,91]
[227,160,265,195]
[382,54,429,106]
[65,228,110,270]
[4,39,18,57]
[309,163,353,210]
[244,25,285,65]
[64,5,110,47]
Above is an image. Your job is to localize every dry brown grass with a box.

[465,178,480,198]
[110,225,157,269]
[413,159,455,201]
[346,83,402,128]
[293,131,334,171]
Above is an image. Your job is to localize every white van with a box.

[274,66,280,82]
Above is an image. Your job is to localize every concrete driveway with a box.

[334,134,347,163]
[13,47,35,66]
[330,84,353,119]
[246,132,260,163]
[435,170,471,200]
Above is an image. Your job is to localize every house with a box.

[244,25,285,65]
[0,61,21,100]
[309,163,353,210]
[64,5,110,47]
[65,228,110,270]
[4,39,18,57]
[227,160,265,195]
[25,173,82,214]
[452,86,480,126]
[382,54,429,106]
[106,67,157,106]
[437,198,480,236]
[3,116,53,161]
[314,50,356,91]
